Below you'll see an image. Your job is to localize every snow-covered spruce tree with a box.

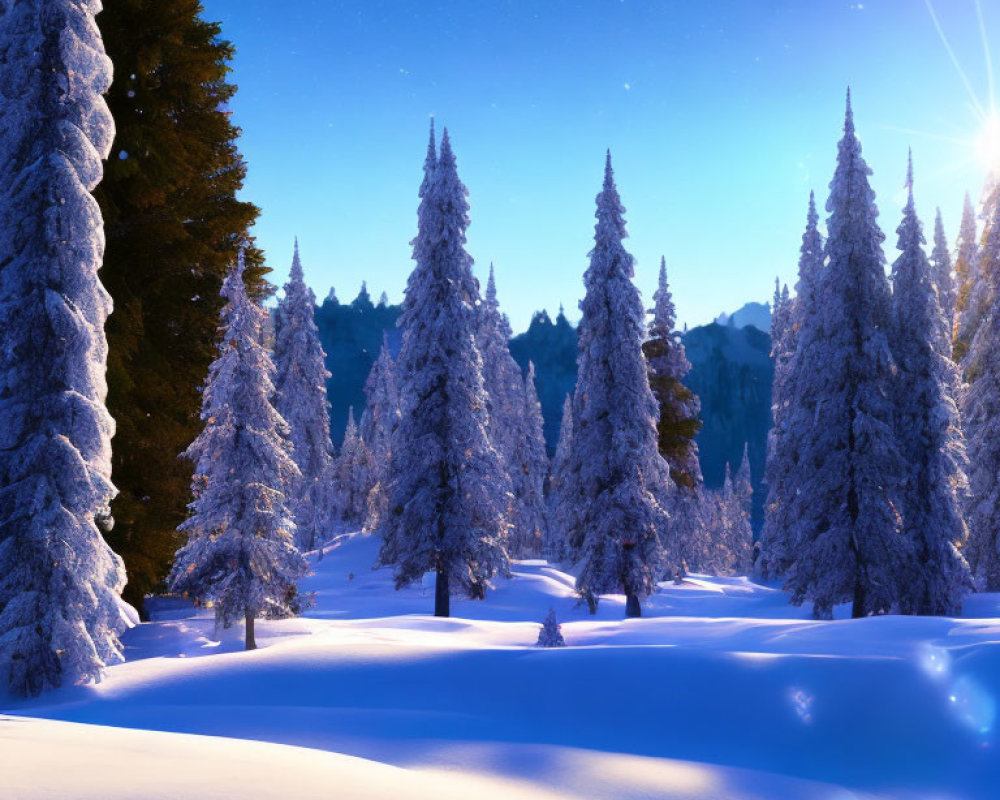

[508,362,550,557]
[329,407,374,531]
[931,208,956,348]
[379,125,512,617]
[568,153,669,617]
[546,394,575,562]
[732,446,754,575]
[478,264,527,474]
[169,253,307,650]
[891,155,971,615]
[643,256,703,489]
[953,192,982,364]
[756,193,824,581]
[963,198,1000,591]
[360,332,399,533]
[785,94,909,620]
[0,0,127,696]
[536,608,566,647]
[273,240,333,551]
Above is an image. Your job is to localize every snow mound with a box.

[5,531,1000,799]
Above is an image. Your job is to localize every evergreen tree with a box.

[785,93,908,619]
[95,0,267,615]
[963,199,1000,590]
[931,208,956,346]
[169,252,306,651]
[546,394,575,562]
[953,193,982,365]
[379,126,512,617]
[0,0,128,696]
[891,154,971,615]
[757,193,823,581]
[274,240,333,551]
[568,153,668,617]
[330,408,374,530]
[360,332,399,532]
[732,446,755,575]
[643,256,703,489]
[479,263,526,474]
[509,363,550,557]
[536,608,566,647]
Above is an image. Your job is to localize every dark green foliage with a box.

[95,0,267,615]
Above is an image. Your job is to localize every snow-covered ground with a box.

[5,532,1000,799]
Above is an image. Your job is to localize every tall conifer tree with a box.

[509,363,550,557]
[547,394,575,562]
[643,256,702,489]
[169,253,305,651]
[379,126,512,617]
[568,153,668,617]
[953,193,982,365]
[757,193,823,581]
[785,94,908,619]
[0,0,128,696]
[931,208,955,345]
[360,332,399,532]
[274,241,333,551]
[96,1,267,614]
[891,154,970,615]
[963,199,1000,590]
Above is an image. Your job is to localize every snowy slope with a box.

[5,532,1000,799]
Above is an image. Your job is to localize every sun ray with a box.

[974,0,996,115]
[925,0,988,121]
[878,124,972,147]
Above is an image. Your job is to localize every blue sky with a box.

[201,0,998,332]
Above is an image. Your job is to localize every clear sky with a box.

[200,0,998,332]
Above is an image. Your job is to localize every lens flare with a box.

[976,115,1000,168]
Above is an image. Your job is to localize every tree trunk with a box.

[851,576,866,619]
[245,609,257,650]
[625,590,642,618]
[434,564,450,617]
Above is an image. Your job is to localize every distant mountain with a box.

[508,309,578,455]
[313,286,400,447]
[683,322,772,530]
[714,301,771,333]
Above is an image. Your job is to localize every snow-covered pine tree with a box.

[0,0,127,696]
[891,154,971,615]
[478,263,527,475]
[953,192,983,365]
[169,251,307,650]
[509,362,550,557]
[273,240,333,551]
[360,332,399,532]
[785,93,908,619]
[963,197,1000,591]
[379,125,512,617]
[546,394,575,562]
[931,208,956,349]
[756,193,824,581]
[731,445,755,575]
[568,153,669,617]
[536,608,566,647]
[330,407,374,530]
[644,256,703,489]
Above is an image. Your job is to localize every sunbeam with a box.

[925,0,989,121]
[974,0,996,115]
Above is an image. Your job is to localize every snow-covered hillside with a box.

[5,532,1000,799]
